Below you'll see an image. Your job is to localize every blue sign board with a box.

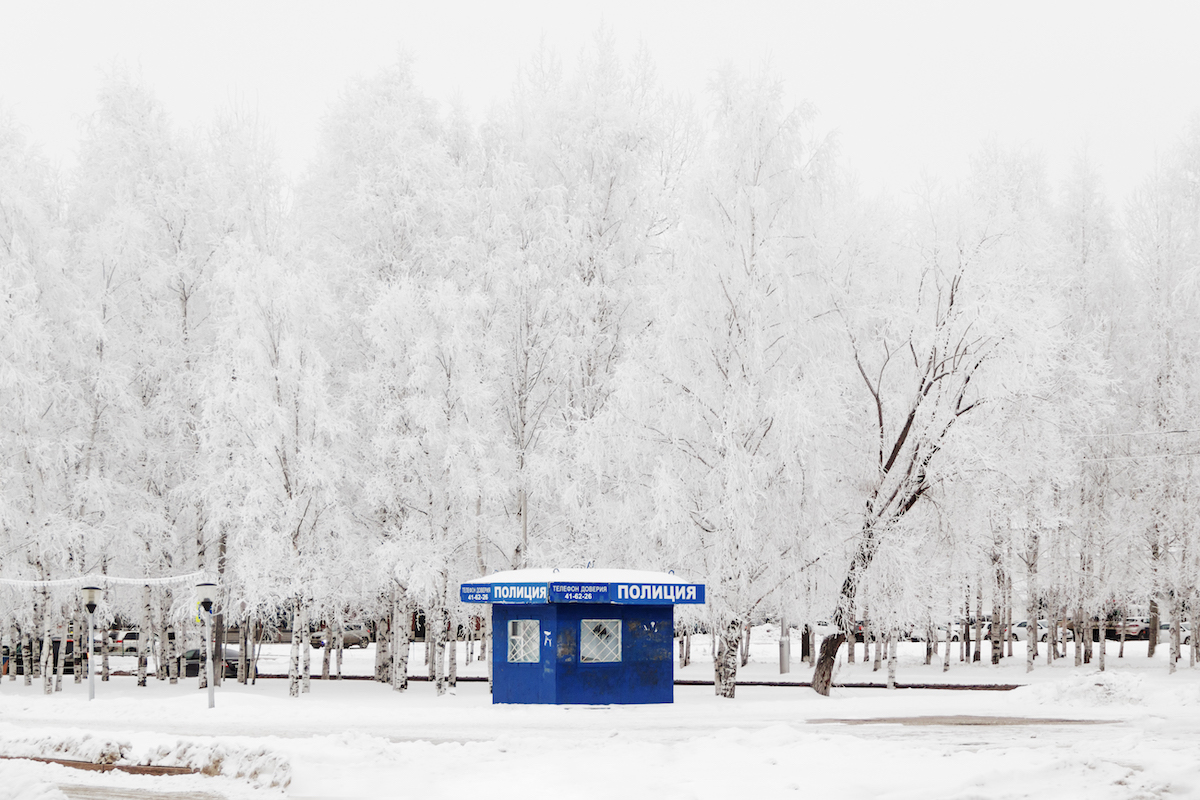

[460,581,704,605]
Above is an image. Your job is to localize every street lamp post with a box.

[82,586,100,701]
[195,582,217,709]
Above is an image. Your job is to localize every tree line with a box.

[2,35,1199,699]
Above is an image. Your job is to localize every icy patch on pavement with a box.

[1024,670,1145,706]
[0,729,290,789]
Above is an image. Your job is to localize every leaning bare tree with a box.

[812,258,998,695]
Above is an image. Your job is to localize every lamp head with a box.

[195,582,217,614]
[82,586,101,615]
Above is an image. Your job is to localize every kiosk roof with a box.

[460,568,705,605]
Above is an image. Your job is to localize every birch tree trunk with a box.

[1026,531,1039,665]
[100,629,111,681]
[1074,607,1084,667]
[1005,573,1014,659]
[321,624,332,680]
[137,585,151,687]
[334,622,343,680]
[990,577,1002,666]
[1148,597,1159,658]
[6,623,16,681]
[54,620,67,692]
[1191,608,1197,668]
[1047,617,1055,666]
[740,621,751,668]
[238,620,248,684]
[433,602,447,697]
[887,631,897,689]
[448,623,458,692]
[154,619,167,682]
[288,600,305,698]
[714,619,741,698]
[1026,613,1036,674]
[393,589,411,692]
[22,631,33,686]
[862,593,870,668]
[962,588,971,663]
[973,583,983,662]
[41,621,53,695]
[427,615,437,682]
[375,613,391,683]
[250,621,262,685]
[1098,615,1106,672]
[942,624,951,673]
[1170,602,1181,674]
[167,622,179,684]
[73,614,84,684]
[301,619,312,694]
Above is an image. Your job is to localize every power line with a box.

[1077,429,1200,438]
[1081,451,1200,462]
[0,571,207,589]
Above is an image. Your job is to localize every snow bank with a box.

[0,761,68,800]
[1023,670,1146,706]
[0,729,290,789]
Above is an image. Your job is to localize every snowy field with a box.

[3,628,1200,799]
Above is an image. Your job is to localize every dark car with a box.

[3,640,87,675]
[182,647,240,679]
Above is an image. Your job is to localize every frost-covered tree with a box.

[811,143,1070,694]
[1121,124,1200,659]
[197,243,347,697]
[612,68,831,697]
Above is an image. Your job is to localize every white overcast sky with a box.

[3,1,1199,201]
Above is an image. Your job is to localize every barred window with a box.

[580,619,622,663]
[508,619,539,663]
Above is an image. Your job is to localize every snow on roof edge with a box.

[462,568,697,586]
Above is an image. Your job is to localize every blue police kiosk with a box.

[461,568,705,705]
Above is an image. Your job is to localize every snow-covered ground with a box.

[3,628,1199,799]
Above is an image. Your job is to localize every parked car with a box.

[1042,621,1076,642]
[979,622,1017,642]
[1012,620,1054,642]
[1158,622,1192,645]
[109,629,176,655]
[811,620,838,639]
[938,625,962,643]
[182,647,240,679]
[2,639,87,675]
[1110,618,1150,640]
[111,630,141,655]
[310,623,370,649]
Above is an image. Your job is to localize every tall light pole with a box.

[82,586,100,701]
[195,582,217,709]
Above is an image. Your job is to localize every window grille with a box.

[580,619,622,662]
[508,619,539,663]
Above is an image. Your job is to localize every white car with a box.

[1012,620,1048,642]
[1158,622,1192,645]
[1022,620,1074,642]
